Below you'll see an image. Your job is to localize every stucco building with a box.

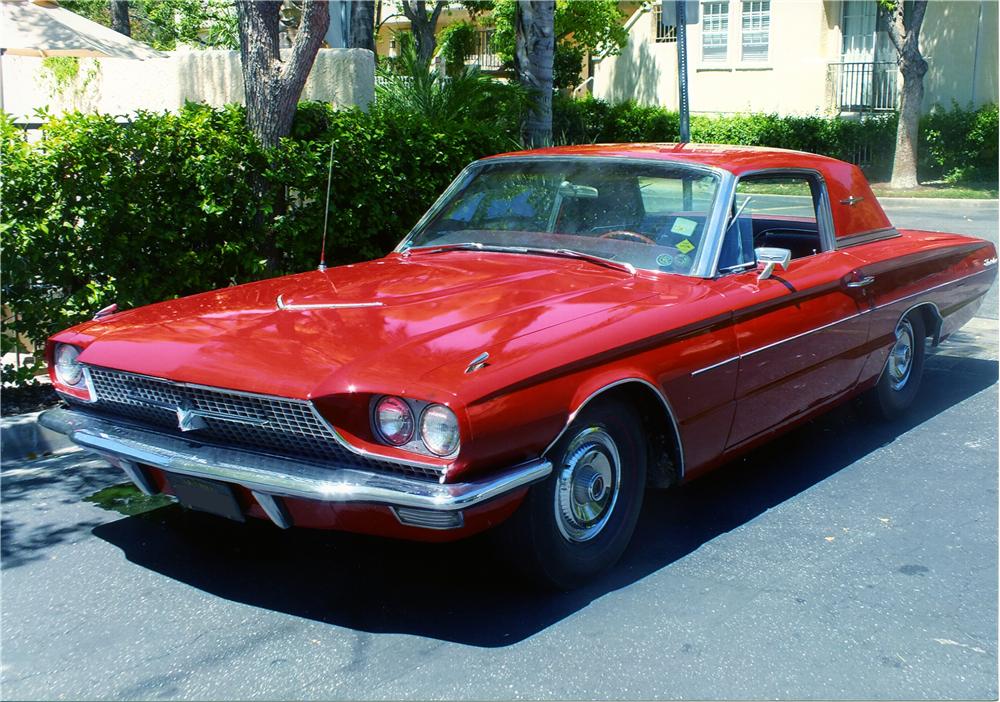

[592,0,997,116]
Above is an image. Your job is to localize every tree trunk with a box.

[400,0,446,64]
[235,0,330,149]
[234,0,330,268]
[109,0,130,37]
[885,0,929,189]
[349,0,376,51]
[514,0,554,148]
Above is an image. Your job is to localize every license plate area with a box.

[168,474,245,522]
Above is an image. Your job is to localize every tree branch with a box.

[281,0,330,85]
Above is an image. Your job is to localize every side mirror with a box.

[755,247,791,281]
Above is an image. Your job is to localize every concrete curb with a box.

[1,409,75,461]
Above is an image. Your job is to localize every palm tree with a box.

[514,0,555,147]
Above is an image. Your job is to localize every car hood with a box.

[73,252,657,399]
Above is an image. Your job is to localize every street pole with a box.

[675,0,690,143]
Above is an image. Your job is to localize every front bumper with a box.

[39,407,551,529]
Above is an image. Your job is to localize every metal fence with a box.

[468,28,502,70]
[830,61,899,113]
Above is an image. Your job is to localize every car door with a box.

[711,170,872,450]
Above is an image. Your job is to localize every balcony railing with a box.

[829,61,899,112]
[466,29,502,71]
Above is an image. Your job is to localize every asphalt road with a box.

[2,199,997,700]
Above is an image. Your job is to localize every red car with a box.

[41,144,997,588]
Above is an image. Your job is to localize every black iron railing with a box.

[467,28,502,70]
[830,61,899,112]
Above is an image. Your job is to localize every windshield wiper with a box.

[404,242,636,276]
[540,248,636,276]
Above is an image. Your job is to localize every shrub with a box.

[921,102,999,183]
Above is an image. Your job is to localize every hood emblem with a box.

[465,352,490,374]
[176,405,208,432]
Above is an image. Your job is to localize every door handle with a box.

[846,275,876,288]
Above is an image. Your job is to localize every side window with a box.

[718,173,825,273]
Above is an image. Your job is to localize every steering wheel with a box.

[598,230,657,245]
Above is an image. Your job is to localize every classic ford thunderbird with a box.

[41,144,997,588]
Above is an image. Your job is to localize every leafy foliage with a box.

[60,0,238,50]
[438,21,480,76]
[490,0,626,62]
[920,102,999,183]
[374,39,528,132]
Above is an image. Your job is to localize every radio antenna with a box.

[318,139,335,272]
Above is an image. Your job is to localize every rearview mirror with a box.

[755,247,791,281]
[557,181,599,199]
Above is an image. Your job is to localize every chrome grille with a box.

[83,367,443,481]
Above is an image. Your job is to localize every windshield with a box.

[401,158,722,275]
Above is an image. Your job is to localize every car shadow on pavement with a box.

[91,355,998,647]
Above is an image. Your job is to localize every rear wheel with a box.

[866,311,927,419]
[498,398,646,590]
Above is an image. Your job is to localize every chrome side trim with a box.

[690,355,739,376]
[741,312,864,358]
[870,267,995,311]
[688,268,992,375]
[542,378,685,479]
[836,227,901,249]
[276,294,383,311]
[39,407,550,512]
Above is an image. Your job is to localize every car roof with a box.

[485,143,893,241]
[487,142,848,175]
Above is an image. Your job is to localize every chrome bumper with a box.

[39,407,551,527]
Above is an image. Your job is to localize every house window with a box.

[653,3,677,43]
[702,1,729,62]
[741,0,770,61]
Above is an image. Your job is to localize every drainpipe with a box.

[971,0,982,105]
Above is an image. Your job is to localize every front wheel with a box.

[865,311,927,419]
[497,398,646,590]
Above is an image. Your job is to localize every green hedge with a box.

[2,98,996,385]
[920,102,999,183]
[552,95,998,184]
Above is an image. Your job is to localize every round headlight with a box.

[375,396,415,446]
[419,404,460,456]
[54,343,83,387]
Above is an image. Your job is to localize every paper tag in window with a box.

[671,217,697,236]
[676,238,695,254]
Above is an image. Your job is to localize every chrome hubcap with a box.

[888,318,915,390]
[554,427,621,542]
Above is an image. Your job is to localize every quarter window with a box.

[702,1,729,62]
[718,173,826,273]
[741,0,770,61]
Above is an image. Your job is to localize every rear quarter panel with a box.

[843,230,997,387]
